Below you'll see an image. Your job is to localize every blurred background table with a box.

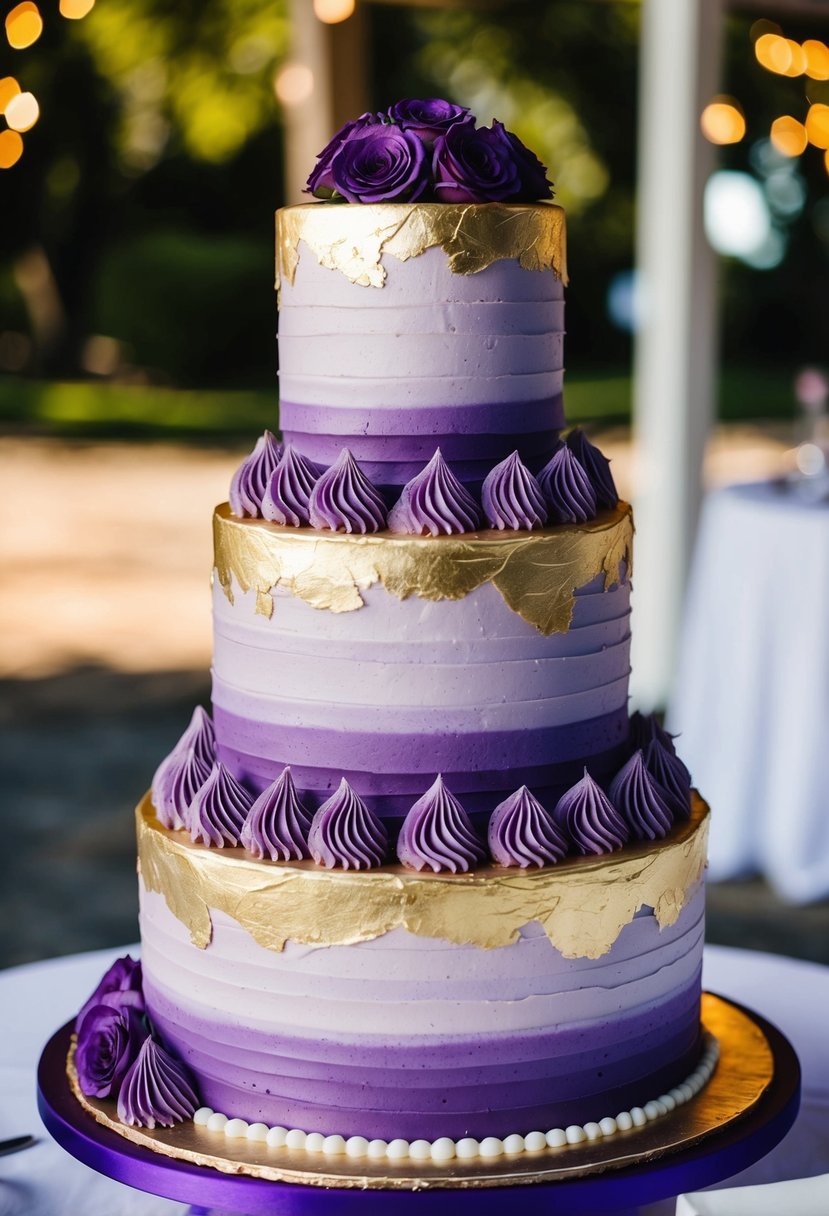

[668,480,829,905]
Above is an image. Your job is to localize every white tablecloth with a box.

[1,944,827,1215]
[667,481,829,903]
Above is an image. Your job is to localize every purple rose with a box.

[330,126,429,204]
[433,120,553,204]
[305,112,381,198]
[386,98,473,145]
[75,1005,148,1099]
[75,955,144,1032]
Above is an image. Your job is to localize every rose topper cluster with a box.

[306,98,554,206]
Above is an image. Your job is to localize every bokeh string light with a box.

[4,90,38,131]
[59,0,95,18]
[755,30,829,81]
[806,104,829,151]
[700,98,746,146]
[770,115,808,158]
[5,1,43,49]
[0,128,23,167]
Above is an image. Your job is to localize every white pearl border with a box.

[191,1034,719,1163]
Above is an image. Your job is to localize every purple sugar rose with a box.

[387,98,473,144]
[75,1005,148,1099]
[305,111,382,198]
[75,955,144,1032]
[330,125,430,204]
[433,119,553,204]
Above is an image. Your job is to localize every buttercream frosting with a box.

[261,445,321,527]
[387,449,481,535]
[487,785,569,867]
[397,775,487,873]
[481,451,548,531]
[307,778,388,869]
[229,431,283,518]
[153,747,211,832]
[609,750,674,841]
[566,429,618,510]
[116,1036,199,1129]
[629,710,677,756]
[537,446,597,525]
[553,770,630,855]
[645,739,693,821]
[308,449,387,534]
[188,762,253,848]
[151,708,215,823]
[240,767,312,862]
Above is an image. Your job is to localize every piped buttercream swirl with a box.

[537,446,598,524]
[397,775,487,873]
[229,431,283,518]
[240,767,312,861]
[153,747,211,832]
[609,750,674,841]
[150,708,215,828]
[187,762,253,848]
[387,449,481,535]
[553,770,630,855]
[488,785,569,867]
[566,429,619,509]
[481,451,548,531]
[116,1037,199,1129]
[307,778,388,869]
[308,448,387,534]
[645,739,693,820]
[629,710,677,756]
[261,445,322,527]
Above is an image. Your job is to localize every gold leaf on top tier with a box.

[136,793,708,961]
[213,502,633,635]
[275,202,568,291]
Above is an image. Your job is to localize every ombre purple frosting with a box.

[630,710,677,756]
[553,770,630,855]
[387,448,481,535]
[488,785,569,868]
[229,431,283,518]
[151,708,215,824]
[609,750,674,841]
[537,446,598,525]
[308,448,387,534]
[307,778,388,870]
[481,450,548,531]
[646,739,693,821]
[397,775,487,873]
[261,444,322,527]
[240,766,312,862]
[116,1037,199,1130]
[566,429,619,510]
[188,761,253,848]
[153,747,210,832]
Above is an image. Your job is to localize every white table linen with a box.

[676,1173,829,1216]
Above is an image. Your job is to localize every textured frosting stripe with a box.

[279,369,565,410]
[279,298,565,337]
[278,397,566,437]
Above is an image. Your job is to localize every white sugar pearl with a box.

[224,1118,249,1139]
[615,1111,633,1132]
[599,1117,618,1137]
[322,1135,347,1156]
[524,1131,547,1153]
[659,1094,676,1112]
[503,1134,525,1155]
[266,1126,287,1148]
[669,1088,684,1105]
[455,1137,479,1159]
[565,1125,587,1145]
[678,1083,694,1102]
[583,1122,602,1141]
[193,1107,214,1126]
[630,1107,647,1128]
[247,1122,269,1142]
[386,1138,409,1160]
[431,1137,456,1162]
[285,1129,306,1149]
[206,1112,228,1132]
[345,1136,369,1158]
[546,1128,567,1148]
[479,1137,504,1158]
[644,1102,662,1121]
[409,1140,432,1161]
[367,1139,388,1159]
[304,1132,325,1153]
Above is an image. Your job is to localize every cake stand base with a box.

[38,996,800,1216]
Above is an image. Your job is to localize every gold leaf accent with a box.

[137,793,708,961]
[213,502,633,634]
[275,202,567,292]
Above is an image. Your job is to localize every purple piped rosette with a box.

[488,786,569,868]
[187,761,254,848]
[553,770,630,855]
[308,778,388,870]
[117,1037,199,1130]
[308,448,387,534]
[261,445,321,527]
[397,775,487,873]
[229,431,282,518]
[387,448,481,535]
[629,709,677,756]
[609,750,674,842]
[645,738,693,820]
[240,767,312,862]
[481,450,548,531]
[151,707,215,829]
[566,428,619,510]
[537,445,598,525]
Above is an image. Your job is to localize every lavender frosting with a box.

[307,778,388,869]
[397,775,487,873]
[261,445,321,527]
[150,708,215,828]
[553,770,630,855]
[481,451,548,531]
[645,739,693,820]
[566,429,619,510]
[487,785,569,868]
[537,446,598,525]
[308,448,387,534]
[387,448,481,535]
[629,710,677,756]
[188,761,253,848]
[240,766,312,861]
[229,431,283,518]
[608,750,674,841]
[116,1036,199,1129]
[153,747,210,832]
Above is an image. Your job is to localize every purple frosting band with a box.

[279,396,566,437]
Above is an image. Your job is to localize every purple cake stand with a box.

[38,1001,800,1216]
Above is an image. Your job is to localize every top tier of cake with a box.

[276,202,567,491]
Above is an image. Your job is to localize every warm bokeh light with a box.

[4,90,39,132]
[806,103,829,150]
[803,40,829,82]
[755,33,794,75]
[700,99,745,146]
[825,149,829,177]
[5,2,43,50]
[781,39,807,78]
[770,115,808,157]
[0,128,24,168]
[0,76,21,113]
[274,63,314,106]
[59,0,95,18]
[313,0,355,23]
